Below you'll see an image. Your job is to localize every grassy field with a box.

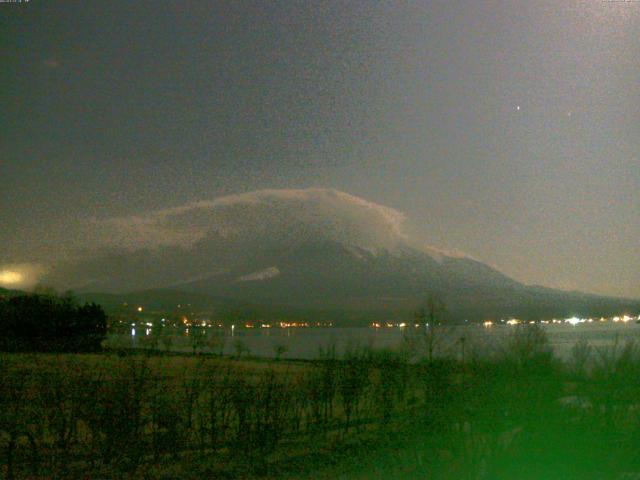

[2,326,640,479]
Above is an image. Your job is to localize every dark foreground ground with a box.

[2,326,640,479]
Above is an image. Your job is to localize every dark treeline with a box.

[0,292,107,352]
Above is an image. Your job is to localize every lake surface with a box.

[108,321,640,360]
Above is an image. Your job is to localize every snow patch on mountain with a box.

[169,270,228,287]
[238,267,280,282]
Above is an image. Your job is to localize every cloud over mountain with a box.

[92,188,411,252]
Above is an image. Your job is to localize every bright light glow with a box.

[0,270,23,285]
[137,306,143,312]
[565,317,581,326]
[398,323,407,328]
[0,264,45,288]
[506,319,520,325]
[483,321,493,327]
[622,315,631,323]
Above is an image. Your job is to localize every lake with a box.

[108,320,640,360]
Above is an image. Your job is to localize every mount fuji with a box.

[43,188,638,322]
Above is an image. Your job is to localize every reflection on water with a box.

[108,321,640,360]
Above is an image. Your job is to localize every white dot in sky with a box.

[516,105,521,111]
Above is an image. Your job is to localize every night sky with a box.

[2,1,639,297]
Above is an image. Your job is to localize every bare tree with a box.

[426,293,446,327]
[405,293,448,361]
